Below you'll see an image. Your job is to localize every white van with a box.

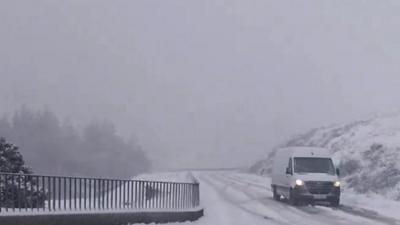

[271,147,340,206]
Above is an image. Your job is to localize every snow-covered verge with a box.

[250,113,400,201]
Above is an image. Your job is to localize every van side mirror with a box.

[336,168,340,176]
[286,167,292,175]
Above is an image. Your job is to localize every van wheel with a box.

[330,198,340,207]
[273,186,280,201]
[289,188,299,206]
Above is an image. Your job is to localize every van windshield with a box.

[294,157,335,175]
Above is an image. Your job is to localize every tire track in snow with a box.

[198,174,288,225]
[194,173,271,225]
[203,173,332,225]
[222,173,400,225]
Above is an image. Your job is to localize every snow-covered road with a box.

[158,171,400,225]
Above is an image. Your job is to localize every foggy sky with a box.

[1,0,400,170]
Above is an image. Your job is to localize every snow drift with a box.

[250,114,400,200]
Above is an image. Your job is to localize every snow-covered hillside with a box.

[250,114,400,200]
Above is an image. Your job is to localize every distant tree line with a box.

[0,107,150,178]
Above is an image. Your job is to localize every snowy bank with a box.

[250,113,400,200]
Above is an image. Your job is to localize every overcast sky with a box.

[1,0,400,169]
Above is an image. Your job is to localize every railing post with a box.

[104,179,107,209]
[195,184,198,207]
[198,183,200,206]
[68,177,71,210]
[141,181,145,209]
[184,183,186,209]
[187,183,189,208]
[109,180,113,210]
[84,178,87,210]
[78,178,81,210]
[143,181,146,209]
[186,184,188,209]
[191,184,194,207]
[126,180,129,209]
[17,174,21,212]
[57,177,60,211]
[28,175,31,211]
[52,177,55,211]
[3,174,6,213]
[194,183,200,207]
[157,182,160,208]
[134,181,138,209]
[162,182,165,209]
[144,181,148,209]
[100,179,103,210]
[189,184,191,208]
[148,182,152,208]
[101,179,105,210]
[106,179,109,210]
[41,176,45,212]
[73,178,77,211]
[132,180,138,209]
[35,176,38,212]
[130,180,133,209]
[166,182,170,209]
[115,180,118,209]
[62,177,65,210]
[136,181,139,209]
[0,174,2,213]
[174,183,177,209]
[23,175,27,211]
[123,180,126,209]
[141,181,144,209]
[175,183,178,209]
[190,184,192,208]
[160,182,162,208]
[182,183,185,209]
[178,184,181,209]
[98,179,101,210]
[118,180,121,209]
[153,182,156,208]
[170,183,173,209]
[88,179,92,210]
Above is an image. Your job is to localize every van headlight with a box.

[295,179,304,186]
[334,181,341,187]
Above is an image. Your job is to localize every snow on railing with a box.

[0,173,200,214]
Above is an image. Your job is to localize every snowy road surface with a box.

[144,171,400,225]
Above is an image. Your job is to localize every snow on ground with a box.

[133,171,197,183]
[134,171,400,225]
[341,191,400,221]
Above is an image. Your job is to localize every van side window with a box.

[288,158,293,174]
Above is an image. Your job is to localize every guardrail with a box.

[0,173,200,214]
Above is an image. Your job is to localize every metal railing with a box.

[0,173,200,213]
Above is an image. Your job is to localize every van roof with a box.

[277,146,331,158]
